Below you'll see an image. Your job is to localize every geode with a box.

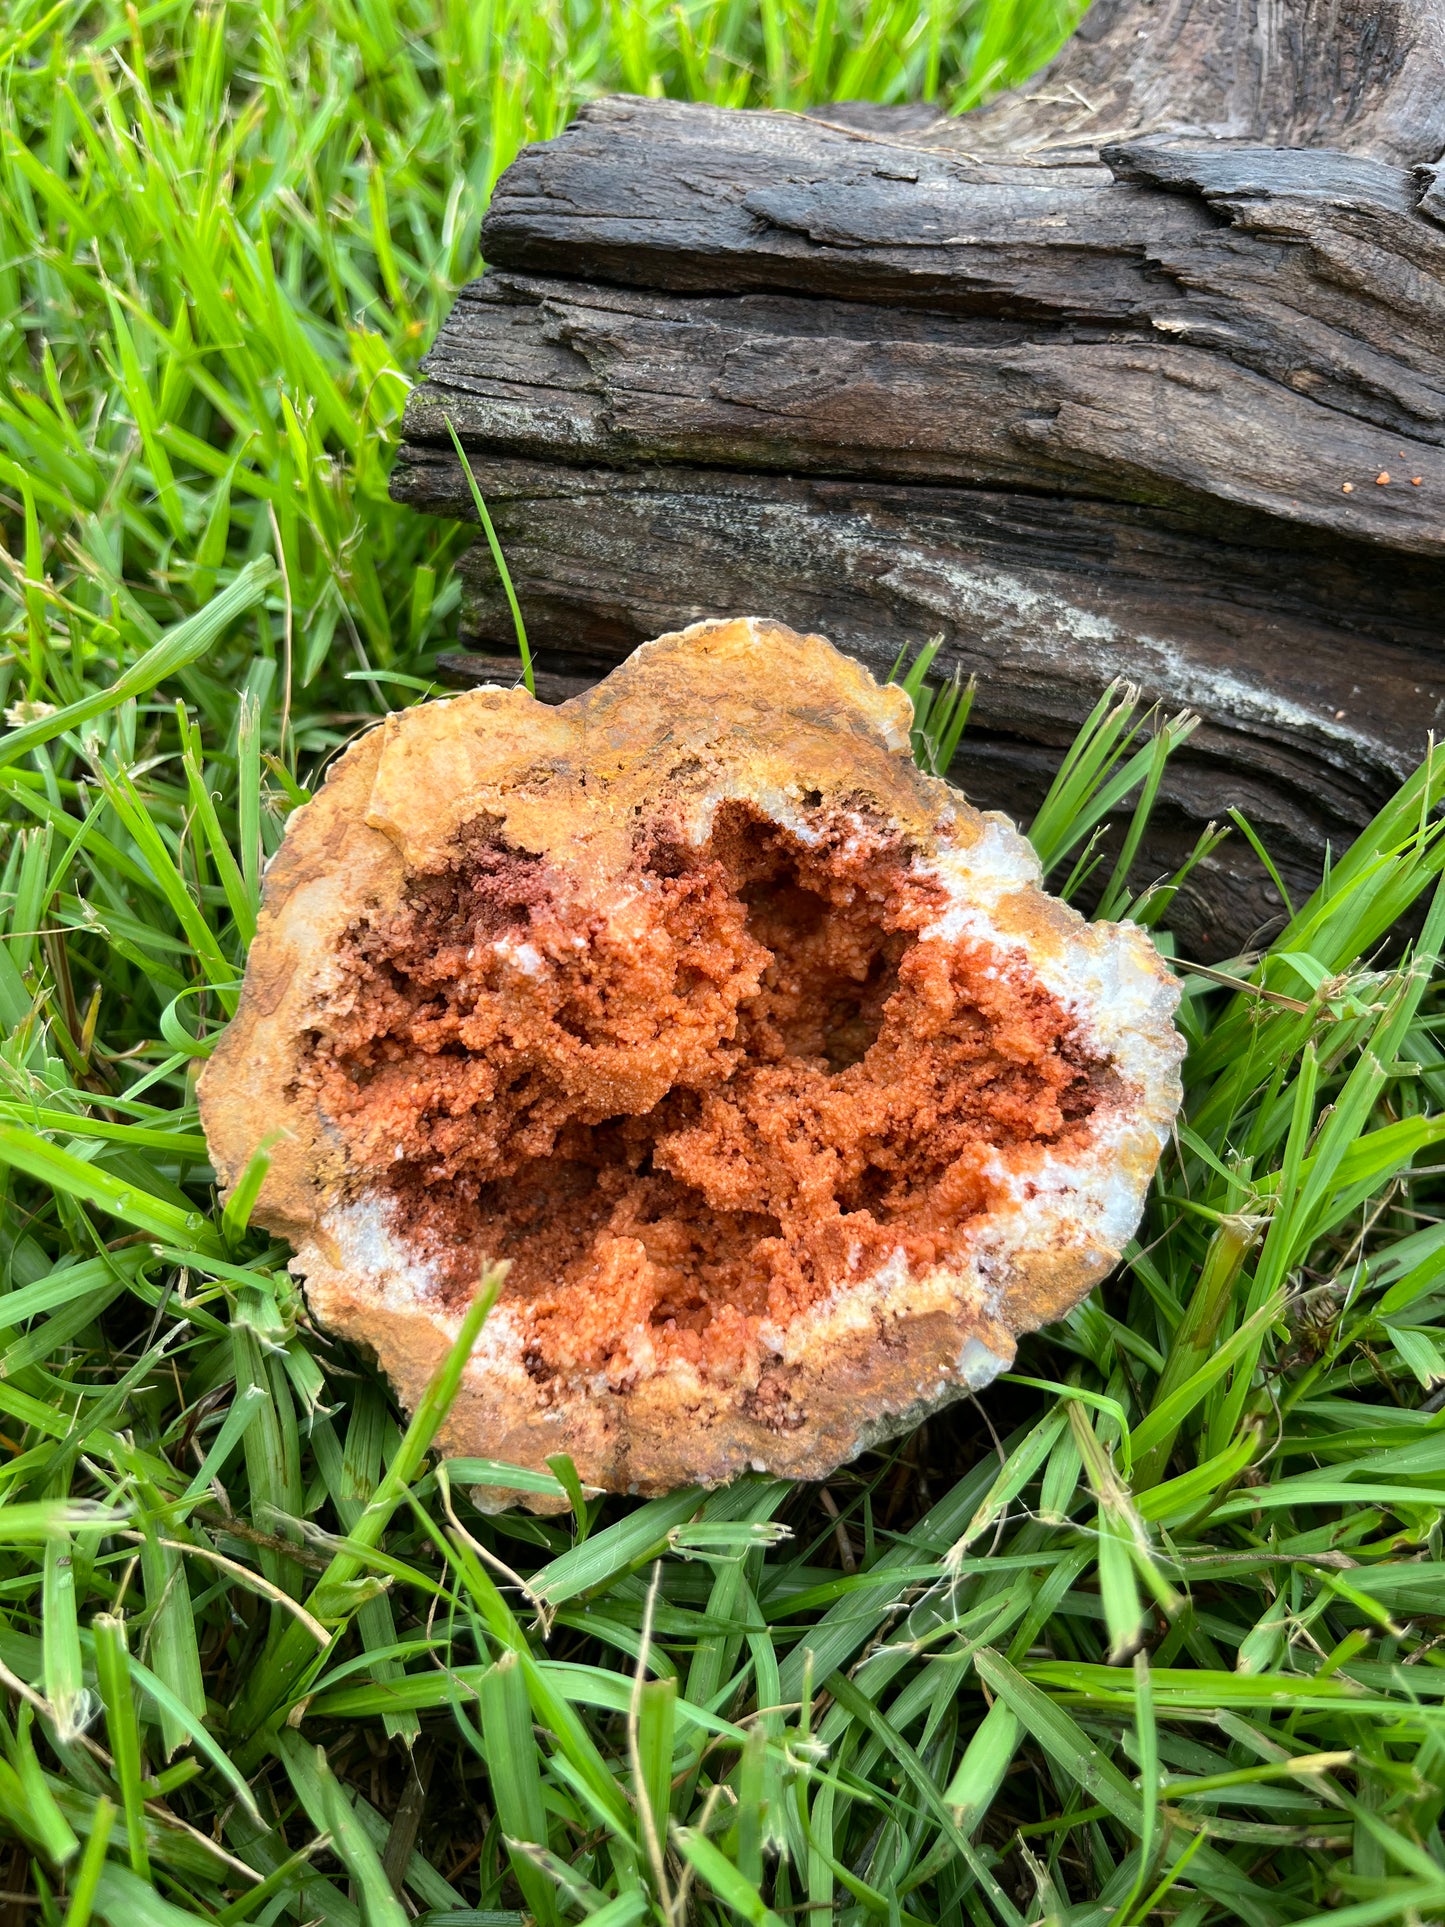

[199,618,1183,1502]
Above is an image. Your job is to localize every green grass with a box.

[5,2,1445,1923]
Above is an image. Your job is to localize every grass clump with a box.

[6,3,1445,1925]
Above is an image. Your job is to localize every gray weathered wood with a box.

[434,651,592,705]
[941,0,1445,161]
[393,0,1445,956]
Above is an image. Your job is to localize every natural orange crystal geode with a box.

[200,619,1183,1502]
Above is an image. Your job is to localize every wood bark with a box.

[395,0,1445,957]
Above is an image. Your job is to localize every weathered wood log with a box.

[393,0,1445,958]
[433,651,593,705]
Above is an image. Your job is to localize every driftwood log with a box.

[393,0,1445,959]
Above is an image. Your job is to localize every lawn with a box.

[4,2,1445,1924]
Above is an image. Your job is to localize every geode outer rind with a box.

[199,617,1183,1503]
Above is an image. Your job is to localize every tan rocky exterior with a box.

[199,618,1183,1505]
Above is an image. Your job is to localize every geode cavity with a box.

[199,619,1183,1503]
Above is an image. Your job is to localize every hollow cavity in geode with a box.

[298,800,1116,1393]
[198,616,1183,1504]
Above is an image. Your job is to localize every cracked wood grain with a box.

[394,0,1445,955]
